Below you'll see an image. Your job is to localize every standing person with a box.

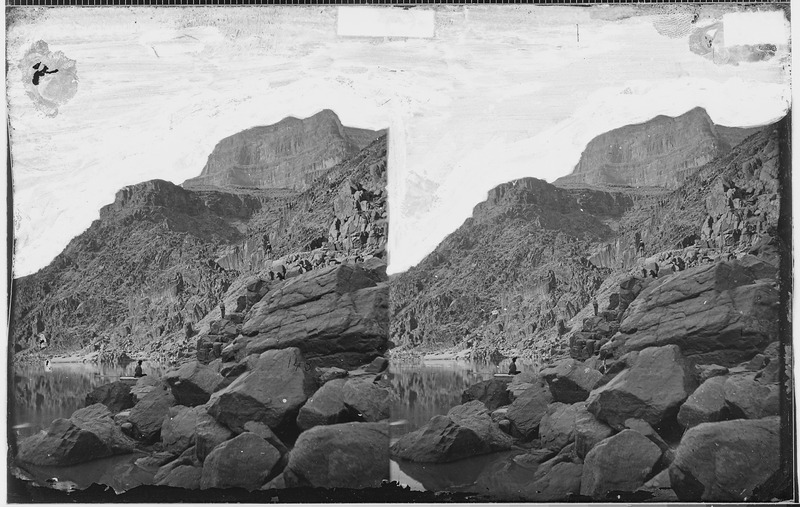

[219,301,226,319]
[134,360,145,378]
[592,298,599,316]
[508,357,520,375]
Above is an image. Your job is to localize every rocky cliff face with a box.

[392,112,788,363]
[390,177,635,358]
[10,180,261,358]
[11,131,388,364]
[554,107,761,189]
[183,110,383,191]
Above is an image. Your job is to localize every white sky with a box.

[6,5,791,277]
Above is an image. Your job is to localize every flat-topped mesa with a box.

[183,109,384,191]
[554,107,762,189]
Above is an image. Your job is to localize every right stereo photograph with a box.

[387,3,794,503]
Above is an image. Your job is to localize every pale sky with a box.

[6,5,791,277]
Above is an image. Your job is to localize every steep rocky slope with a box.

[554,107,761,189]
[391,112,785,363]
[183,109,383,191]
[11,130,388,364]
[390,178,635,358]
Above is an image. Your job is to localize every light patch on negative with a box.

[337,7,435,38]
[723,11,788,46]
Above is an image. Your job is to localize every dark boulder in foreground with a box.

[85,381,135,414]
[284,421,389,488]
[586,344,696,429]
[461,378,511,410]
[540,359,603,404]
[669,417,780,501]
[505,377,553,439]
[447,400,512,452]
[161,405,202,454]
[200,432,282,491]
[165,361,224,407]
[206,347,317,432]
[128,384,176,443]
[341,378,394,422]
[390,415,488,463]
[16,403,134,466]
[296,378,352,431]
[580,429,662,498]
[155,464,203,489]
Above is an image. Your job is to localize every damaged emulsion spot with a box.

[687,21,777,66]
[20,40,78,117]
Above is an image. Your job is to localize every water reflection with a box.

[389,357,540,495]
[389,357,538,437]
[11,360,170,441]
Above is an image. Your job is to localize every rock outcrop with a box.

[580,429,662,498]
[555,107,757,189]
[206,347,317,433]
[240,263,389,369]
[16,403,134,466]
[199,432,282,491]
[669,417,780,501]
[283,421,389,489]
[587,345,696,429]
[184,110,381,191]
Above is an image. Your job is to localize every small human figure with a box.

[592,299,598,316]
[508,357,520,375]
[32,62,58,85]
[134,360,145,378]
[44,359,52,372]
[219,301,226,319]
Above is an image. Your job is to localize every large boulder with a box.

[128,384,176,442]
[580,429,662,498]
[341,378,394,422]
[16,403,134,466]
[530,456,584,501]
[85,381,135,414]
[586,345,696,429]
[390,415,489,463]
[283,421,389,488]
[507,371,539,400]
[446,401,512,452]
[206,347,317,433]
[540,359,603,403]
[130,375,163,403]
[165,361,225,407]
[612,260,779,366]
[153,446,201,484]
[539,402,580,451]
[669,417,780,501]
[677,376,728,429]
[574,405,614,459]
[200,432,282,491]
[296,378,352,431]
[194,411,233,462]
[461,378,511,410]
[161,405,201,454]
[723,373,780,419]
[242,264,389,369]
[505,377,553,439]
[155,465,203,489]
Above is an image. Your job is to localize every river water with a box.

[389,357,541,495]
[12,356,539,495]
[10,359,171,493]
